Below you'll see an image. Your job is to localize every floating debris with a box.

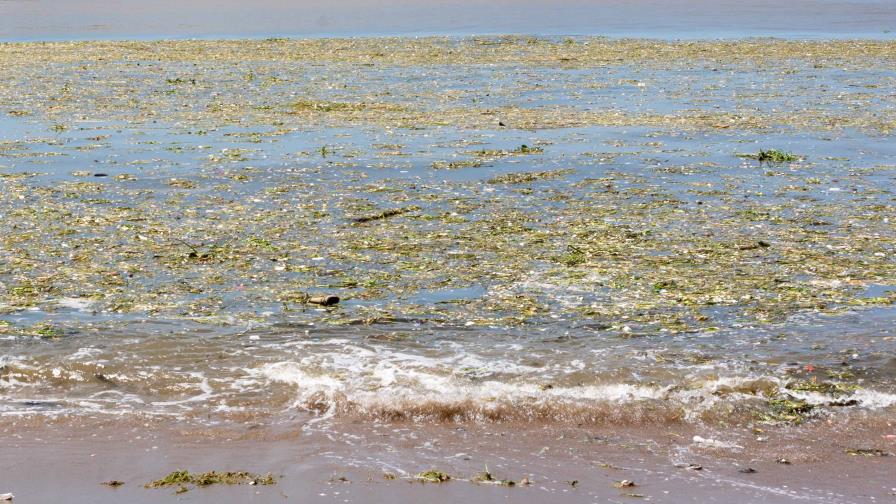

[352,207,412,223]
[307,295,341,307]
[845,448,890,457]
[487,169,574,185]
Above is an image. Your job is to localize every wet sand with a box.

[2,419,895,503]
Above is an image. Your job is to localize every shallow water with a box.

[1,0,896,41]
[1,38,895,440]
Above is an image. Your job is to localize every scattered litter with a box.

[307,295,340,306]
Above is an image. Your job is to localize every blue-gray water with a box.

[1,0,895,41]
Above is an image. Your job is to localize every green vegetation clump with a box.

[738,149,800,163]
[416,470,451,483]
[290,99,406,113]
[556,245,588,266]
[30,323,63,339]
[487,169,574,184]
[786,379,859,395]
[352,207,413,223]
[759,397,814,424]
[473,145,544,158]
[145,470,276,491]
[431,159,483,170]
[145,470,192,487]
[512,144,543,154]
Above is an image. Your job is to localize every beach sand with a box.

[2,417,895,503]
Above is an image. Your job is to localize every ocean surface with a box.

[1,0,895,41]
[1,37,895,438]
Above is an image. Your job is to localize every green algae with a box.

[512,144,543,154]
[431,159,483,170]
[145,470,276,491]
[759,398,815,425]
[786,379,859,396]
[352,207,414,223]
[145,470,192,487]
[487,169,575,184]
[290,99,408,114]
[738,150,801,163]
[416,470,451,483]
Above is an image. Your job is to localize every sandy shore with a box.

[2,418,894,503]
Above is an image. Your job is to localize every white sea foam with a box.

[251,346,896,423]
[55,297,94,311]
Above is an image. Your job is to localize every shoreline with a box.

[2,418,894,503]
[4,32,896,45]
[3,0,895,44]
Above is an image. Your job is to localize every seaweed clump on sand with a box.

[758,397,815,425]
[145,470,276,493]
[472,467,515,486]
[415,470,451,483]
